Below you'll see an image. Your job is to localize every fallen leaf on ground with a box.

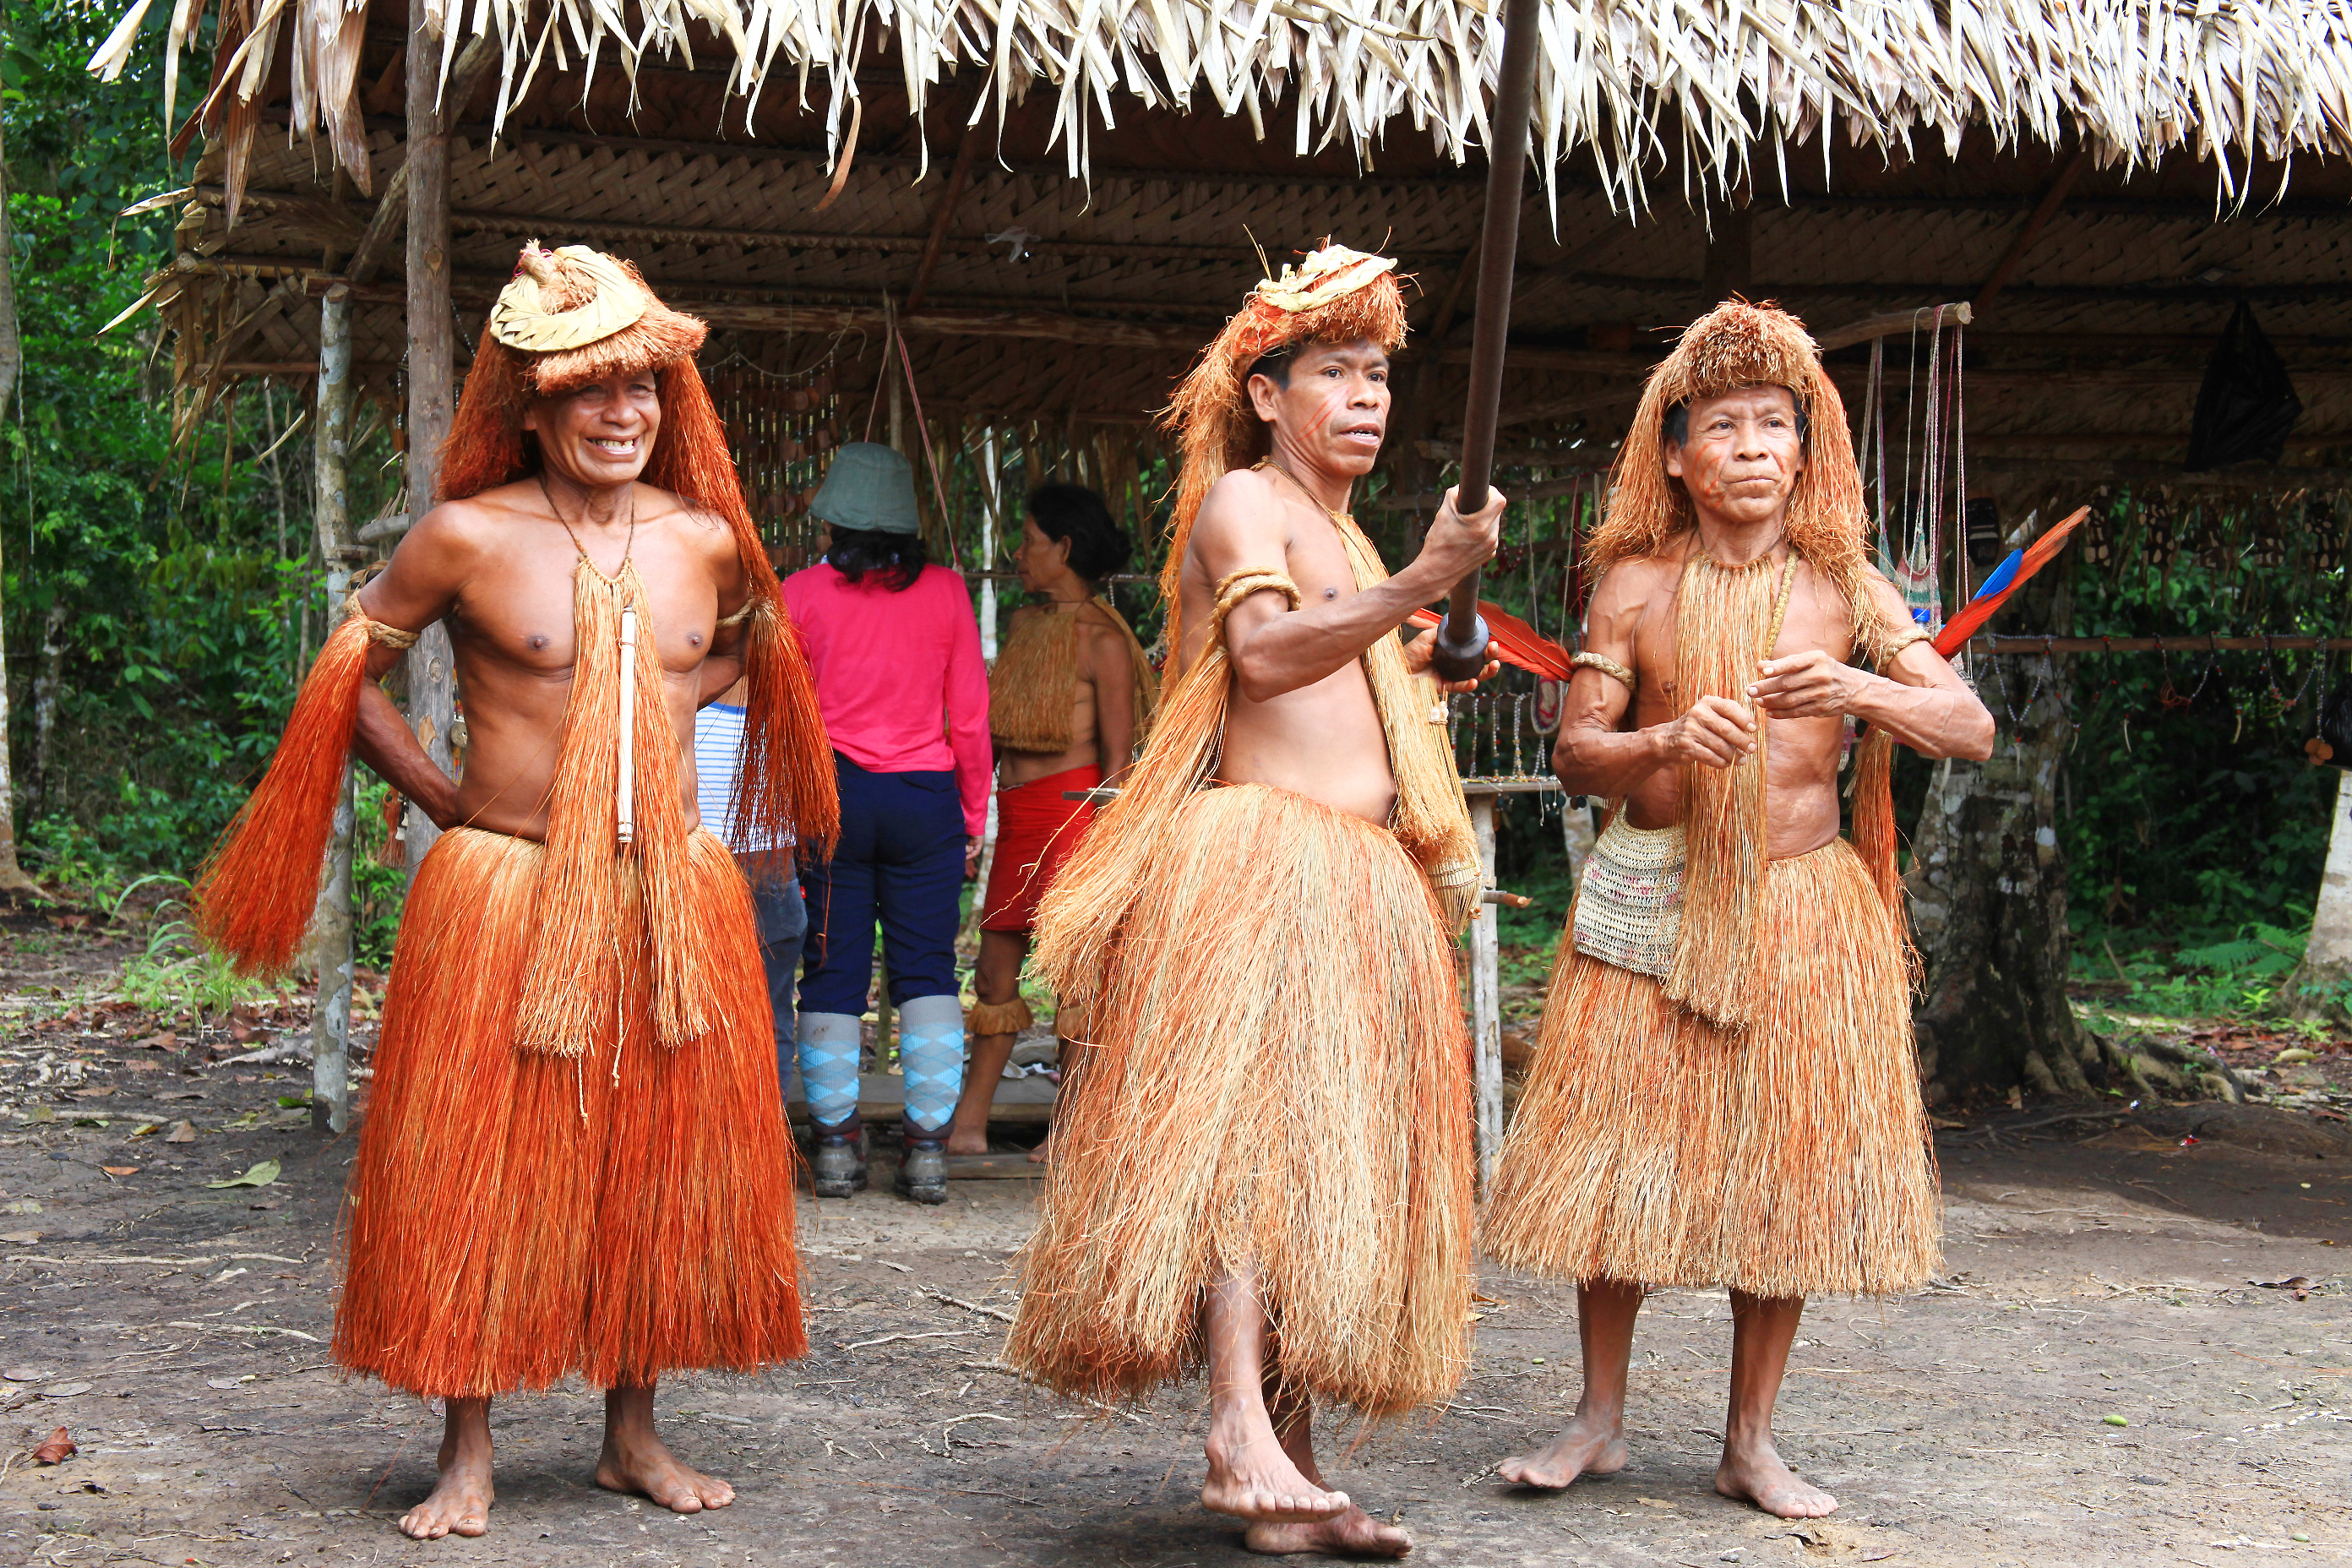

[31,1428,74,1464]
[164,1121,196,1143]
[69,1087,112,1098]
[133,1032,177,1050]
[2252,1275,2312,1299]
[205,1159,281,1189]
[204,1375,255,1390]
[2,1365,49,1381]
[39,1383,92,1399]
[0,1230,40,1244]
[100,1166,138,1178]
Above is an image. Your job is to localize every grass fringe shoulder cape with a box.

[1008,519,1480,1418]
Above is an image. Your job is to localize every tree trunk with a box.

[1905,551,2236,1103]
[2287,770,2352,1015]
[30,602,66,810]
[0,121,46,896]
[1905,565,2085,1103]
[309,286,358,1135]
[401,17,460,874]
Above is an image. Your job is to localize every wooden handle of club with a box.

[1429,0,1543,683]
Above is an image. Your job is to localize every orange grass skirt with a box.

[1004,783,1473,1417]
[1484,837,1940,1298]
[333,827,807,1396]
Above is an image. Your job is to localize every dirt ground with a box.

[3,924,2349,1568]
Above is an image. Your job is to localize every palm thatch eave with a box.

[88,0,2352,219]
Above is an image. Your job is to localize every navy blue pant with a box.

[799,753,966,1015]
[747,864,808,1084]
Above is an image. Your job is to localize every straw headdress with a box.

[1588,297,1903,665]
[1157,243,1408,619]
[437,241,838,860]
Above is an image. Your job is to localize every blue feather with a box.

[1969,548,2023,604]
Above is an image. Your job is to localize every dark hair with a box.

[1663,389,1810,447]
[826,526,929,591]
[1244,344,1297,389]
[1026,483,1132,584]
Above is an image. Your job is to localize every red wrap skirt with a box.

[979,764,1100,934]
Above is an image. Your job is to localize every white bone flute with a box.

[617,606,638,847]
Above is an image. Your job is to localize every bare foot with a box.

[1497,1413,1627,1490]
[1203,1427,1352,1524]
[596,1402,734,1514]
[943,1124,990,1157]
[400,1414,493,1539]
[1715,1440,1836,1518]
[1244,1503,1412,1557]
[1026,1131,1051,1165]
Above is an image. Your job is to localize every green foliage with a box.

[2059,528,2346,946]
[3,0,403,897]
[113,878,285,1018]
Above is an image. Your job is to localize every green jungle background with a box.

[8,0,2348,1028]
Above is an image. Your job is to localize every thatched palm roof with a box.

[86,0,2352,541]
[94,0,2352,215]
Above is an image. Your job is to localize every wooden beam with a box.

[904,117,988,313]
[1700,205,1753,304]
[1815,301,1973,351]
[1974,635,2352,654]
[1974,147,2094,316]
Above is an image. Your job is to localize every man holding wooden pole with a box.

[1004,243,1501,1556]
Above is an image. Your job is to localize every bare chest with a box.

[454,532,722,678]
[1628,568,1855,722]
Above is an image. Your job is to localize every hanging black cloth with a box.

[2186,301,2302,471]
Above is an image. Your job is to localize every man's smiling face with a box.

[525,369,664,490]
[1248,338,1391,478]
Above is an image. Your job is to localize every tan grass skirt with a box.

[1484,837,1940,1298]
[1004,783,1473,1417]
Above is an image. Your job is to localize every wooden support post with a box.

[1467,790,1503,1187]
[309,284,357,1135]
[402,14,459,871]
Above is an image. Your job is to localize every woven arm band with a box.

[1212,569,1304,620]
[1571,650,1636,690]
[341,595,421,650]
[1877,623,1934,665]
[715,596,762,629]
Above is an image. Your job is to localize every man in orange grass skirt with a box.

[1004,244,1503,1559]
[1482,301,1995,1518]
[192,244,836,1540]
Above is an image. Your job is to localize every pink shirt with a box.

[783,562,992,836]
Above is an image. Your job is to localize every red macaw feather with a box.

[1406,600,1575,679]
[1931,505,2089,658]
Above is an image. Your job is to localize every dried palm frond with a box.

[87,0,2352,220]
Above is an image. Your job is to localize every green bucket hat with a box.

[810,442,920,536]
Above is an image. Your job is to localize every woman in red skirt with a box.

[948,484,1157,1156]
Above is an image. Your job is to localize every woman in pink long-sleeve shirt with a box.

[782,443,990,1206]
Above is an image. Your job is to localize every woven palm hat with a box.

[487,242,708,395]
[809,443,921,536]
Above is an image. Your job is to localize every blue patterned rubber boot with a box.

[894,994,965,1204]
